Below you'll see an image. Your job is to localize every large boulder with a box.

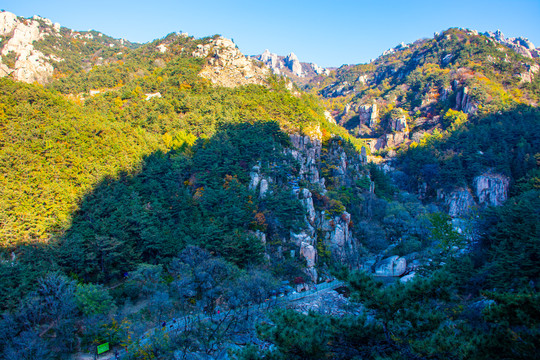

[374,256,407,277]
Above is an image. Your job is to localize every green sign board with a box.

[97,342,109,354]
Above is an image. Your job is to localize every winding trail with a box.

[103,280,346,359]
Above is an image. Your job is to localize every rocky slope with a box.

[0,11,137,84]
[309,28,540,154]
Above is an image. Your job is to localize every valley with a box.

[0,9,538,360]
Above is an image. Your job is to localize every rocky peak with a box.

[0,11,58,84]
[284,52,303,77]
[253,50,329,80]
[259,49,281,71]
[192,36,269,87]
[484,29,539,58]
[0,11,18,35]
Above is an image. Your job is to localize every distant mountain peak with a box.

[483,29,538,58]
[252,50,329,80]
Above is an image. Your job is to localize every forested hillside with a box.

[0,11,538,360]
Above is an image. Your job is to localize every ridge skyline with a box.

[2,0,539,68]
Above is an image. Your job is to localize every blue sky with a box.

[3,0,539,67]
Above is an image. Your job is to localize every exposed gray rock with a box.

[455,86,477,114]
[369,103,379,128]
[287,134,322,184]
[442,53,454,66]
[360,146,367,164]
[259,178,269,198]
[317,211,359,266]
[253,50,328,78]
[357,74,368,84]
[300,242,317,267]
[400,272,416,283]
[343,103,351,116]
[249,167,261,190]
[324,110,336,124]
[258,49,282,73]
[390,113,408,132]
[519,63,539,83]
[375,131,409,150]
[156,44,168,53]
[473,173,509,207]
[311,62,329,76]
[254,230,266,245]
[357,103,378,128]
[145,92,162,100]
[300,188,317,224]
[290,231,314,247]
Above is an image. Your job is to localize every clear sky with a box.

[2,0,539,67]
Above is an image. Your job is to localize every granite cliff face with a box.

[473,173,509,208]
[438,173,510,217]
[248,131,369,282]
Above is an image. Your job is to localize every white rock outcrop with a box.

[254,49,328,79]
[0,12,18,35]
[0,11,59,84]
